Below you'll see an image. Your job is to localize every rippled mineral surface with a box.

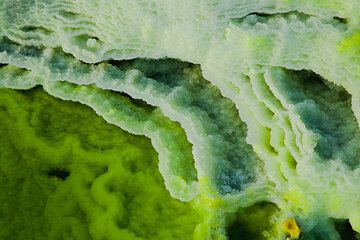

[1,1,360,239]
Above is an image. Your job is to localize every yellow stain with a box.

[282,218,300,239]
[192,177,224,210]
[338,31,360,53]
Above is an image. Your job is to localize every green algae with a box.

[0,87,202,240]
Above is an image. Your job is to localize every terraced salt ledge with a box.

[1,1,360,239]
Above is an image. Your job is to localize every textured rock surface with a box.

[1,0,360,239]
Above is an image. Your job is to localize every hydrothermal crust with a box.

[1,1,360,239]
